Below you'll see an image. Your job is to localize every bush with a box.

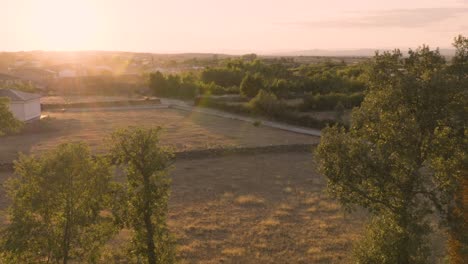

[194,97,251,115]
[149,71,198,99]
[198,82,239,95]
[353,215,430,264]
[0,97,23,136]
[300,92,364,111]
[195,95,339,129]
[240,73,265,98]
[200,67,244,87]
[248,90,286,118]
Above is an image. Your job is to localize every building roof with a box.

[0,89,41,101]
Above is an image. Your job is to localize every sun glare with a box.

[24,0,102,50]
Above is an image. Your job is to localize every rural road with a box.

[160,98,322,137]
[49,98,322,137]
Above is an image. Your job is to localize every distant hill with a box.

[271,48,456,57]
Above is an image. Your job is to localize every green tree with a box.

[0,97,23,136]
[443,35,468,264]
[110,127,175,264]
[240,73,264,98]
[269,78,290,98]
[316,42,466,263]
[248,89,285,117]
[1,143,114,263]
[333,101,345,123]
[149,71,168,96]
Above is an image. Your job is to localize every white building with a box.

[0,89,41,122]
[56,65,88,78]
[58,69,78,78]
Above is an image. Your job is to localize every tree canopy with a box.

[1,143,114,263]
[0,97,23,136]
[316,37,467,263]
[110,127,175,264]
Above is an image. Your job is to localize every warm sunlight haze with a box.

[1,0,467,52]
[0,1,466,263]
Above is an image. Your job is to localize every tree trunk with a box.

[62,209,71,264]
[143,175,157,264]
[448,174,468,264]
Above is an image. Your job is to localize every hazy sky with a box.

[1,0,467,53]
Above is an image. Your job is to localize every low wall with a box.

[0,144,316,171]
[174,144,315,159]
[41,98,161,110]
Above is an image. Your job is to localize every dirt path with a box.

[163,98,322,137]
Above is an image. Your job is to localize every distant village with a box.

[0,51,221,92]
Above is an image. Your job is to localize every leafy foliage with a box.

[1,143,114,263]
[149,71,198,99]
[300,92,364,111]
[316,39,467,263]
[240,73,265,98]
[248,89,286,117]
[110,127,175,264]
[0,97,23,136]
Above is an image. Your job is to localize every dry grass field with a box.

[0,152,365,263]
[0,108,318,163]
[164,152,365,263]
[0,107,447,263]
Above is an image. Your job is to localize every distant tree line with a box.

[49,75,146,96]
[148,71,198,99]
[148,57,367,105]
[147,57,369,128]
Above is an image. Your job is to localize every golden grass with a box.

[234,195,265,206]
[222,247,245,257]
[0,108,319,162]
[2,152,446,263]
[259,218,281,228]
[307,246,323,255]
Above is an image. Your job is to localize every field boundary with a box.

[41,98,161,110]
[0,144,316,171]
[168,104,322,137]
[41,97,322,136]
[174,143,316,160]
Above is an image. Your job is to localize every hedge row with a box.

[300,92,364,111]
[194,96,339,129]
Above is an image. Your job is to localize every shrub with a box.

[0,97,23,136]
[149,71,198,99]
[248,90,286,117]
[300,92,364,111]
[199,82,239,95]
[240,73,265,98]
[194,95,340,129]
